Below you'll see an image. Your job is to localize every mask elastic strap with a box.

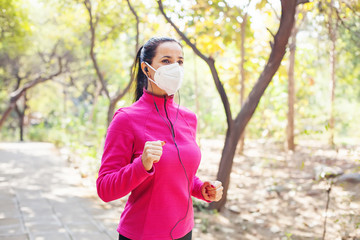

[145,62,157,72]
[145,62,159,86]
[147,76,160,88]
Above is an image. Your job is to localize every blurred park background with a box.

[1,0,360,239]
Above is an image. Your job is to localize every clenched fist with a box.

[201,180,223,202]
[142,140,166,171]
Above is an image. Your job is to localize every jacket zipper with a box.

[164,97,176,138]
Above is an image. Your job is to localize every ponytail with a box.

[134,46,147,102]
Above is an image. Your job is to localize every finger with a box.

[149,149,163,156]
[145,145,163,153]
[148,153,160,162]
[205,184,221,192]
[215,187,223,200]
[211,180,222,188]
[215,186,223,195]
[152,146,164,152]
[202,182,210,194]
[145,140,161,145]
[146,141,161,147]
[147,140,165,148]
[206,189,217,195]
[149,140,166,147]
[207,186,223,197]
[202,182,212,200]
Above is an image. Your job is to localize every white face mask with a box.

[145,62,184,96]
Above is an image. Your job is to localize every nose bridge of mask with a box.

[145,62,181,79]
[161,63,182,78]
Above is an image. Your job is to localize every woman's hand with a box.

[201,180,223,202]
[142,140,165,171]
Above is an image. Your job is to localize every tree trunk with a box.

[237,13,248,155]
[210,0,297,211]
[105,0,139,126]
[328,2,337,147]
[84,0,139,127]
[84,0,110,100]
[287,25,297,151]
[15,105,23,141]
[14,91,27,142]
[0,103,16,129]
[0,58,63,130]
[158,0,299,211]
[89,80,102,122]
[108,99,117,126]
[329,39,336,147]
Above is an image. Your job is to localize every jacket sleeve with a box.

[191,175,211,202]
[96,110,154,202]
[191,175,205,199]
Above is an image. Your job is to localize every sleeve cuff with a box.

[132,155,155,177]
[192,177,211,203]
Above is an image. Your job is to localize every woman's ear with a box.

[141,62,149,77]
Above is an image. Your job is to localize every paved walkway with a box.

[0,142,120,240]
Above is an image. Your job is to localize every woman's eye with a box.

[178,60,184,65]
[162,59,170,64]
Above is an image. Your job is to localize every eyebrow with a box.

[161,56,184,59]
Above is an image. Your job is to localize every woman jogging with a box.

[97,36,223,240]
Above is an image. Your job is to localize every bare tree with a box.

[84,0,139,126]
[0,57,64,130]
[287,9,307,151]
[158,0,306,210]
[222,0,252,154]
[328,0,338,147]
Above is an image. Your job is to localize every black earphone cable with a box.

[148,83,191,240]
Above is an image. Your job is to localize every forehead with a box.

[155,42,183,58]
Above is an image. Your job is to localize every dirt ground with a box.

[73,138,360,240]
[191,138,360,240]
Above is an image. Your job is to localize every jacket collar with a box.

[140,88,174,108]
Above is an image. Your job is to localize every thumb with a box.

[161,141,166,147]
[202,181,211,191]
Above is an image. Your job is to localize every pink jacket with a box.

[97,89,208,240]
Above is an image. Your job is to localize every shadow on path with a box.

[0,142,119,240]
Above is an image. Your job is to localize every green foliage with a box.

[284,232,293,240]
[0,0,31,54]
[0,0,360,169]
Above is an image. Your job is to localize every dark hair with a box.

[133,37,182,101]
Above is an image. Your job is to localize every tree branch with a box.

[126,0,140,55]
[84,0,110,99]
[0,57,64,129]
[112,0,139,101]
[157,0,233,127]
[105,0,140,126]
[100,25,118,42]
[268,1,280,20]
[10,57,63,103]
[209,0,297,211]
[157,0,208,62]
[296,0,309,5]
[234,0,296,127]
[266,27,275,49]
[334,6,360,39]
